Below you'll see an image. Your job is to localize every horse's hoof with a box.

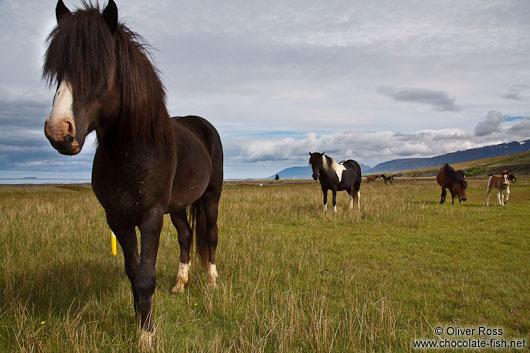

[138,330,155,351]
[170,282,185,294]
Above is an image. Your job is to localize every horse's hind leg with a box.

[169,209,192,294]
[347,189,354,209]
[202,195,221,289]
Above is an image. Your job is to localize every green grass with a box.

[0,179,529,352]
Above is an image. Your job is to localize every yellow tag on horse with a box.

[111,231,117,256]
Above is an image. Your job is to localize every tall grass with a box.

[0,179,529,352]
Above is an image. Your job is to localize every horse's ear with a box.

[56,0,71,26]
[309,152,312,156]
[103,0,118,32]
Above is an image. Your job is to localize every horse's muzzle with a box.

[312,173,318,181]
[44,120,81,155]
[461,197,467,202]
[45,133,81,155]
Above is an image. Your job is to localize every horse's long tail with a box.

[487,175,493,192]
[189,200,209,269]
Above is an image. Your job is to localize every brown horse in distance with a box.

[436,163,467,204]
[366,175,379,183]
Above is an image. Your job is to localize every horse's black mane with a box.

[444,163,467,188]
[43,1,175,152]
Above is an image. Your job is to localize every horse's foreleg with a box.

[322,187,328,212]
[170,210,192,294]
[449,189,456,205]
[137,207,164,337]
[505,186,510,203]
[332,188,338,212]
[497,190,503,205]
[108,218,140,313]
[440,188,446,204]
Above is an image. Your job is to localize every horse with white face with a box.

[309,153,361,212]
[486,170,511,206]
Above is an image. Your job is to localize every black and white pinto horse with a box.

[309,153,362,212]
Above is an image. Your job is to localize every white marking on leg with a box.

[138,329,154,351]
[333,205,337,213]
[323,203,327,212]
[357,191,361,208]
[171,262,190,294]
[349,195,353,209]
[486,191,490,206]
[207,263,219,289]
[497,191,502,205]
[506,186,510,202]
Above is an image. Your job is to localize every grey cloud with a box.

[0,89,51,128]
[474,111,505,137]
[0,89,95,175]
[502,84,530,101]
[378,87,460,112]
[507,118,530,136]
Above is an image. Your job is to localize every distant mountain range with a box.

[270,139,530,178]
[365,140,530,174]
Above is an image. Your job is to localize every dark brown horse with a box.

[43,0,223,346]
[380,174,394,184]
[436,163,467,204]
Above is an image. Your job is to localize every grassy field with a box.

[0,178,529,352]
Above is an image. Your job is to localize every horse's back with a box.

[340,159,361,190]
[171,115,223,197]
[172,116,222,158]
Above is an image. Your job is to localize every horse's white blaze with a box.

[46,80,75,139]
[171,262,190,294]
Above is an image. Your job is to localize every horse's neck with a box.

[96,116,174,160]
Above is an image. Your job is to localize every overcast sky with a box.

[1,0,529,179]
